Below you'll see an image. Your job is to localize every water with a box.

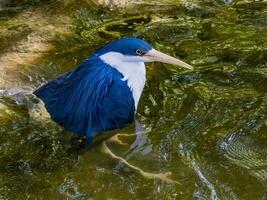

[0,0,267,199]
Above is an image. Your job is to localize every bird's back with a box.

[34,56,135,142]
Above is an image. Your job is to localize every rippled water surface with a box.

[0,0,267,199]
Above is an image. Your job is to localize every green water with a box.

[0,0,267,199]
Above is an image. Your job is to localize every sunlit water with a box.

[0,0,267,199]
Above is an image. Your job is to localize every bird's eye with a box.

[136,49,144,56]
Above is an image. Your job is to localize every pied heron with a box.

[34,37,193,182]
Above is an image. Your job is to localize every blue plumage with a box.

[34,55,135,142]
[95,38,152,56]
[34,38,154,143]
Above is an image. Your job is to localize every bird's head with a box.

[96,37,193,70]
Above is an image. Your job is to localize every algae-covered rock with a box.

[0,22,31,53]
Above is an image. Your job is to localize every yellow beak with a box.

[145,49,193,70]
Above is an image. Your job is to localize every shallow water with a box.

[0,0,267,199]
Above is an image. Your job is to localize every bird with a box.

[34,37,192,144]
[34,37,193,183]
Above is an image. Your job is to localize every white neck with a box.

[99,52,146,110]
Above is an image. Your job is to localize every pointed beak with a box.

[144,49,193,70]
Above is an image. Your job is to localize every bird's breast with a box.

[99,52,146,109]
[122,62,146,110]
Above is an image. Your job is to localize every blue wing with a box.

[34,56,135,141]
